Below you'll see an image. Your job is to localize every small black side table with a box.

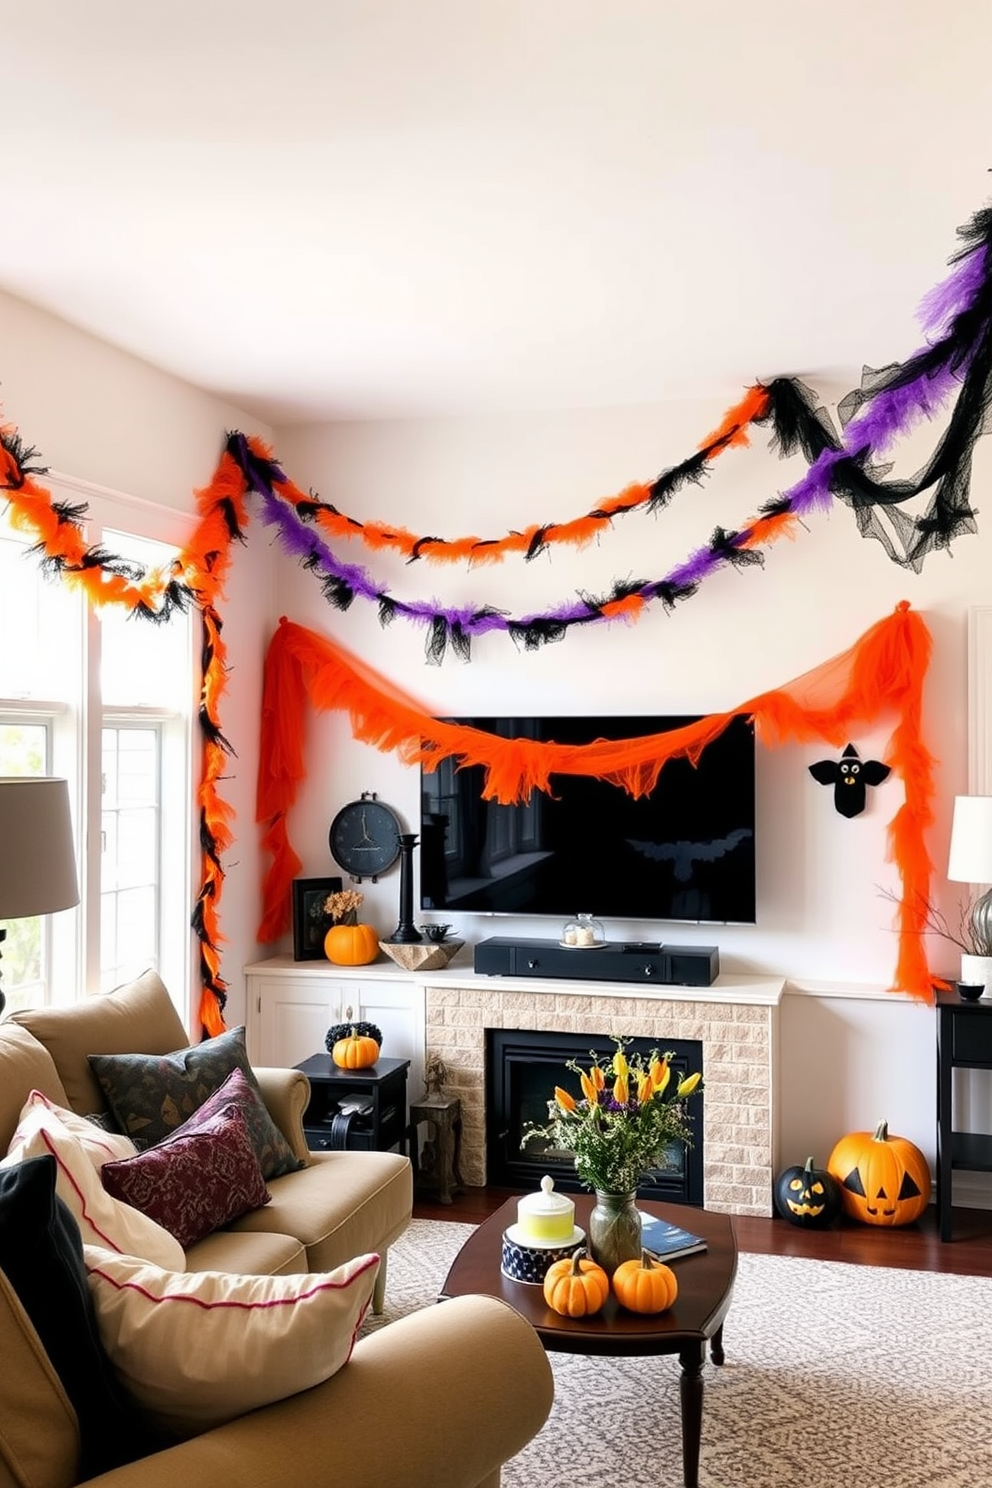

[936,989,992,1240]
[295,1054,410,1156]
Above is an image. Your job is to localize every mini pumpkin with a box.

[331,1027,381,1070]
[612,1250,678,1314]
[827,1120,931,1227]
[542,1249,610,1318]
[323,921,379,966]
[773,1156,842,1228]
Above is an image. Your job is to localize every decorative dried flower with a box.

[323,888,364,921]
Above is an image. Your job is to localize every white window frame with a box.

[1,470,199,1016]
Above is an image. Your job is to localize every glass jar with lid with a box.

[561,912,606,948]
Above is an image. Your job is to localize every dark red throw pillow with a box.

[100,1103,270,1249]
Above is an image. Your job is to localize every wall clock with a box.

[329,792,403,882]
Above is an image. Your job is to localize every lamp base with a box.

[969,888,992,960]
[0,925,6,1016]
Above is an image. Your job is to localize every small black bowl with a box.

[421,923,452,944]
[956,981,986,1002]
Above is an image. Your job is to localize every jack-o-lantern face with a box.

[827,1121,931,1227]
[774,1157,841,1228]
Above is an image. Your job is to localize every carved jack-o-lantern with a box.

[773,1156,841,1228]
[827,1121,931,1227]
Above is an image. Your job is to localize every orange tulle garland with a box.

[257,602,939,1000]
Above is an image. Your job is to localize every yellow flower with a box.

[613,1050,629,1080]
[613,1073,629,1105]
[555,1086,577,1114]
[637,1072,653,1104]
[676,1072,702,1098]
[590,1064,606,1091]
[580,1071,599,1105]
[650,1056,670,1093]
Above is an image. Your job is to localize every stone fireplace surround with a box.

[422,971,785,1216]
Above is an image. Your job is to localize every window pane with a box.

[0,515,80,700]
[100,531,190,710]
[101,726,160,987]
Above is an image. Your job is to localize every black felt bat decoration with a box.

[626,827,753,881]
[808,743,890,818]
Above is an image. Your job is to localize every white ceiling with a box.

[1,1,990,425]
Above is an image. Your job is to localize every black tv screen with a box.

[420,714,756,925]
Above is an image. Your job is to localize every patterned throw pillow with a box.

[84,1244,381,1437]
[100,1103,271,1249]
[88,1025,304,1179]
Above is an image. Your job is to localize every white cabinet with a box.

[244,957,426,1107]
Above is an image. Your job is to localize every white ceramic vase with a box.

[960,953,992,998]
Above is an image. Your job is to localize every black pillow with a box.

[0,1155,153,1476]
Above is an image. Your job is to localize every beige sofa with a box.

[5,970,411,1305]
[0,975,556,1488]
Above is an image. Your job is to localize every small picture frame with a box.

[292,876,343,961]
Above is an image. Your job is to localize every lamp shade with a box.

[947,795,992,886]
[0,777,80,920]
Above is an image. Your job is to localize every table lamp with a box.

[947,794,992,991]
[0,777,80,1015]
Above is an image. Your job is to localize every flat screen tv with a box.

[419,714,756,925]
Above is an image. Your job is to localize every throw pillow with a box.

[84,1244,381,1436]
[0,1156,153,1479]
[1,1091,185,1270]
[100,1102,270,1248]
[8,1088,138,1167]
[88,1025,305,1179]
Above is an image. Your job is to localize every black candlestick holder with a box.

[388,833,423,943]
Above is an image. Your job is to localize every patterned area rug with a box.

[361,1219,992,1488]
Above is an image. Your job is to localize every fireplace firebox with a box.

[486,1028,703,1204]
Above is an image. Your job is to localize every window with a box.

[0,480,195,1014]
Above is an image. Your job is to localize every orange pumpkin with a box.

[827,1120,931,1227]
[542,1249,609,1318]
[324,922,379,966]
[331,1028,381,1069]
[612,1250,679,1314]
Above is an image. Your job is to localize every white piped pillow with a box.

[83,1245,381,1435]
[2,1090,185,1270]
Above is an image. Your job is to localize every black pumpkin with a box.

[773,1156,841,1228]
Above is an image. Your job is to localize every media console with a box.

[472,937,719,986]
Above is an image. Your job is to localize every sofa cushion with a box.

[228,1148,413,1273]
[101,1101,270,1248]
[0,1023,70,1156]
[11,970,189,1117]
[89,1025,305,1180]
[83,1244,380,1437]
[2,1091,185,1271]
[0,1156,150,1481]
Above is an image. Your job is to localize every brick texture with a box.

[423,984,779,1216]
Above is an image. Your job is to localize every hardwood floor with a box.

[413,1187,992,1278]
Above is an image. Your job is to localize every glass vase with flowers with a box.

[521,1036,703,1273]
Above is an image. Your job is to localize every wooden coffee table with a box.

[439,1194,737,1488]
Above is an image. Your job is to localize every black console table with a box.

[936,989,992,1240]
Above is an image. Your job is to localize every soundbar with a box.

[472,937,719,986]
